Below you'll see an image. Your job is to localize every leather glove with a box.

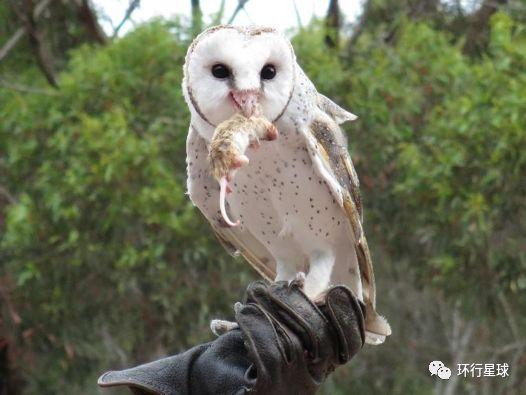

[98,280,366,395]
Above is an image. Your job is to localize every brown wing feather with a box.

[309,115,391,341]
[309,116,375,308]
[187,127,277,282]
[310,118,363,220]
[212,225,276,281]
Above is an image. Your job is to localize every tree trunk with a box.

[77,0,108,45]
[463,0,507,55]
[191,0,203,37]
[325,0,340,48]
[9,0,58,87]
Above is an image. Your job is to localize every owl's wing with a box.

[305,107,391,343]
[212,226,276,280]
[186,126,276,281]
[317,93,358,125]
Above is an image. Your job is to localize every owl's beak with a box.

[230,90,259,118]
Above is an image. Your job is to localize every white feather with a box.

[183,25,391,345]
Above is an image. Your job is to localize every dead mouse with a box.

[209,113,278,227]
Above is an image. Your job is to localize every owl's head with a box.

[183,25,296,127]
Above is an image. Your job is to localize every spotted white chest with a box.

[226,125,350,278]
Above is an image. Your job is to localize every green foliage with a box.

[292,21,349,96]
[1,22,254,394]
[291,13,526,394]
[349,13,526,299]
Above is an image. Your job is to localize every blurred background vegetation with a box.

[0,0,525,394]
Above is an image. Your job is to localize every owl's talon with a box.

[210,319,239,336]
[234,302,243,314]
[289,272,306,289]
[312,291,328,304]
[211,319,238,336]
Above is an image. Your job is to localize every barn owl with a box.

[183,25,391,344]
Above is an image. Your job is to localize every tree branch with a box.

[498,292,520,341]
[212,0,226,25]
[325,0,341,48]
[292,0,303,29]
[0,285,22,326]
[76,0,108,44]
[112,0,140,38]
[348,0,371,50]
[0,77,58,95]
[227,0,249,24]
[443,306,476,395]
[0,0,52,63]
[463,0,507,55]
[0,185,18,205]
[190,0,203,36]
[9,0,58,87]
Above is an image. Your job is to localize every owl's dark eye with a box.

[261,64,276,80]
[211,64,230,79]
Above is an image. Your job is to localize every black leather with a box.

[98,280,366,395]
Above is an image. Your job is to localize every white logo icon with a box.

[429,361,450,380]
[437,366,452,380]
[429,361,444,375]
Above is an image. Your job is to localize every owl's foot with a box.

[311,290,328,304]
[210,319,239,336]
[290,271,329,303]
[289,271,306,289]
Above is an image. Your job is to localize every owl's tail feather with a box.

[364,304,391,345]
[219,176,240,227]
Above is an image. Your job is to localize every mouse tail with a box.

[219,176,240,227]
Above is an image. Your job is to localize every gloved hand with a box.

[98,280,366,395]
